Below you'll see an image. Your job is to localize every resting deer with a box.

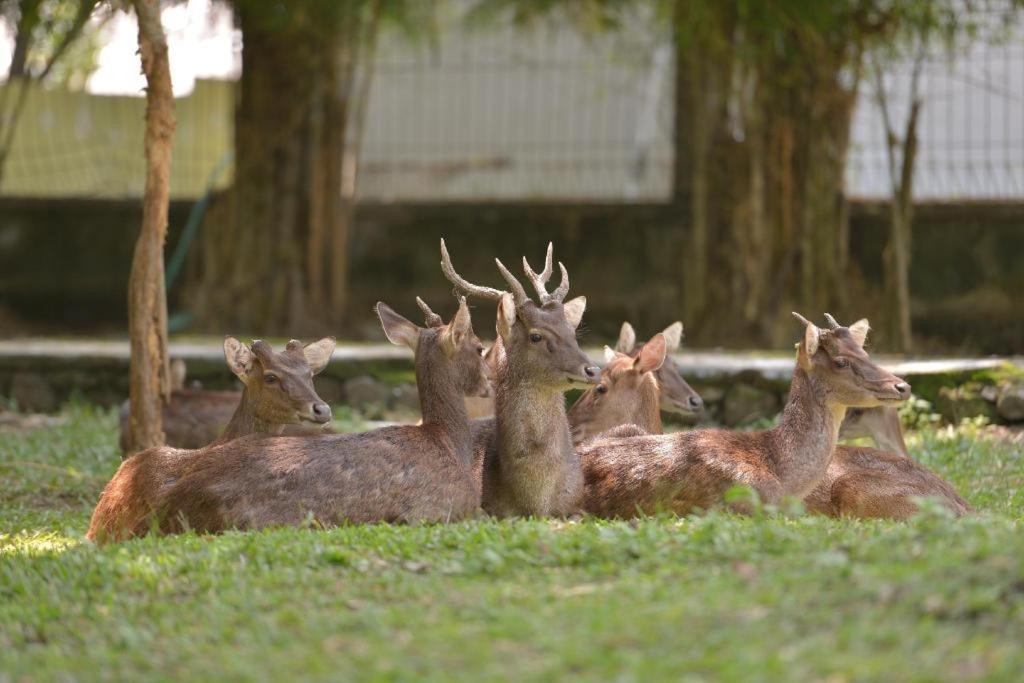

[839,407,909,458]
[118,356,334,455]
[578,314,914,517]
[439,241,600,517]
[112,296,490,538]
[88,337,336,542]
[615,322,703,415]
[570,328,970,520]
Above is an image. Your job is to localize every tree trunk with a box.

[886,98,920,352]
[671,15,858,348]
[125,0,174,455]
[190,3,378,335]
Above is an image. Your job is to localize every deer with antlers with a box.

[570,324,971,520]
[578,314,915,517]
[90,296,490,540]
[439,240,600,517]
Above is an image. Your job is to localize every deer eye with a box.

[596,384,608,394]
[833,358,849,369]
[264,373,278,384]
[477,346,485,357]
[529,332,543,343]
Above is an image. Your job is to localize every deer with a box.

[615,322,703,416]
[118,356,334,455]
[88,337,336,542]
[839,407,909,458]
[577,313,914,517]
[102,296,491,539]
[439,240,600,517]
[569,326,971,520]
[594,321,909,457]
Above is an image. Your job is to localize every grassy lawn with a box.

[2,404,1024,681]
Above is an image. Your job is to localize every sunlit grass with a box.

[1,403,1023,680]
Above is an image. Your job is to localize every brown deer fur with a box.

[578,315,915,518]
[439,240,600,517]
[839,407,909,458]
[571,332,970,519]
[87,337,336,542]
[615,322,703,415]
[107,297,490,538]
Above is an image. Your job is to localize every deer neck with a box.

[417,347,473,470]
[773,366,846,497]
[494,360,575,512]
[218,388,281,444]
[633,375,663,434]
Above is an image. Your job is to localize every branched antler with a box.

[440,239,505,301]
[522,242,569,303]
[494,258,529,306]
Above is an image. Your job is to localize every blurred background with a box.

[1,0,1023,353]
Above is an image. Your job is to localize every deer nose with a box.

[312,402,332,423]
[688,395,704,411]
[583,365,601,383]
[894,381,911,398]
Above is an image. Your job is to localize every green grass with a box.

[2,404,1023,681]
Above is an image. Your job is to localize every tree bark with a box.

[126,0,174,454]
[670,11,859,348]
[190,3,379,335]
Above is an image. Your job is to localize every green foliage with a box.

[2,405,1024,678]
[899,394,942,429]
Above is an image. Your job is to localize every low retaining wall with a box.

[2,339,1021,427]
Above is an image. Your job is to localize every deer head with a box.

[792,313,910,408]
[440,240,599,389]
[568,333,667,444]
[223,337,334,425]
[376,295,491,400]
[616,321,703,415]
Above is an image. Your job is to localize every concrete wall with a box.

[1,198,1022,353]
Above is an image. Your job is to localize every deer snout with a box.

[893,381,911,399]
[688,395,704,411]
[583,365,601,383]
[311,402,332,423]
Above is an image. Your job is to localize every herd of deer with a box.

[87,241,971,543]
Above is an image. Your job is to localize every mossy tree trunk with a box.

[190,2,380,335]
[672,4,860,347]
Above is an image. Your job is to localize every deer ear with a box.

[802,322,820,361]
[303,337,336,374]
[223,336,254,382]
[635,333,667,374]
[441,297,472,356]
[661,322,683,351]
[603,345,617,364]
[615,322,636,353]
[376,302,420,351]
[563,296,586,329]
[848,319,870,348]
[496,293,516,342]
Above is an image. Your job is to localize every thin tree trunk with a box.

[890,98,920,351]
[126,0,174,454]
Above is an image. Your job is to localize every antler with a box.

[494,258,529,306]
[440,239,504,301]
[522,243,553,301]
[823,313,841,330]
[416,297,444,328]
[521,242,570,303]
[792,312,813,327]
